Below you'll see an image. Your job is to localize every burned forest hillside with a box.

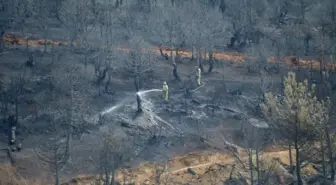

[1,0,336,185]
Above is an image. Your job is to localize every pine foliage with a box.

[261,72,330,137]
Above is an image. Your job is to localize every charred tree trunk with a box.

[208,60,214,73]
[320,133,327,182]
[83,54,87,73]
[111,169,116,185]
[97,68,108,96]
[175,48,180,61]
[227,31,244,49]
[97,68,108,84]
[256,148,260,184]
[94,64,99,76]
[289,142,294,174]
[208,49,214,73]
[170,47,174,64]
[100,25,103,38]
[25,36,29,55]
[277,47,286,96]
[171,46,180,81]
[136,94,142,113]
[332,2,336,22]
[105,75,111,92]
[203,49,207,61]
[0,30,4,52]
[304,34,312,56]
[173,63,180,81]
[319,30,325,83]
[146,0,151,12]
[191,45,196,60]
[115,0,121,8]
[133,75,140,92]
[310,60,313,83]
[159,46,169,60]
[219,0,226,13]
[294,122,303,185]
[55,164,60,185]
[0,94,5,120]
[197,50,204,72]
[51,44,55,65]
[44,32,48,53]
[227,33,238,48]
[229,164,235,179]
[248,149,254,185]
[325,127,335,180]
[104,171,110,185]
[14,98,18,123]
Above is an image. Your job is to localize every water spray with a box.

[88,88,177,132]
[136,89,162,106]
[136,89,162,97]
[101,104,122,115]
[175,83,205,99]
[135,88,181,132]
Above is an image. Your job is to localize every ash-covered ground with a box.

[0,33,277,181]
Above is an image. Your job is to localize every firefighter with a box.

[8,115,16,145]
[162,81,168,101]
[196,66,201,86]
[8,115,17,151]
[8,114,22,152]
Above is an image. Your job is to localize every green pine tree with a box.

[261,72,330,185]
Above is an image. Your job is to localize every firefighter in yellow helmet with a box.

[162,81,168,101]
[196,66,201,86]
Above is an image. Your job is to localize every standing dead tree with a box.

[198,114,276,185]
[57,0,95,48]
[150,2,185,81]
[224,0,268,50]
[187,1,223,72]
[0,72,4,95]
[92,46,117,95]
[32,0,52,53]
[246,39,276,103]
[3,71,27,122]
[0,0,33,52]
[97,0,122,47]
[0,1,12,52]
[122,37,155,112]
[0,72,6,135]
[49,61,95,132]
[92,50,109,96]
[34,63,95,185]
[104,50,116,94]
[153,162,173,185]
[0,70,29,151]
[99,131,134,185]
[34,126,71,185]
[218,114,276,185]
[76,39,95,73]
